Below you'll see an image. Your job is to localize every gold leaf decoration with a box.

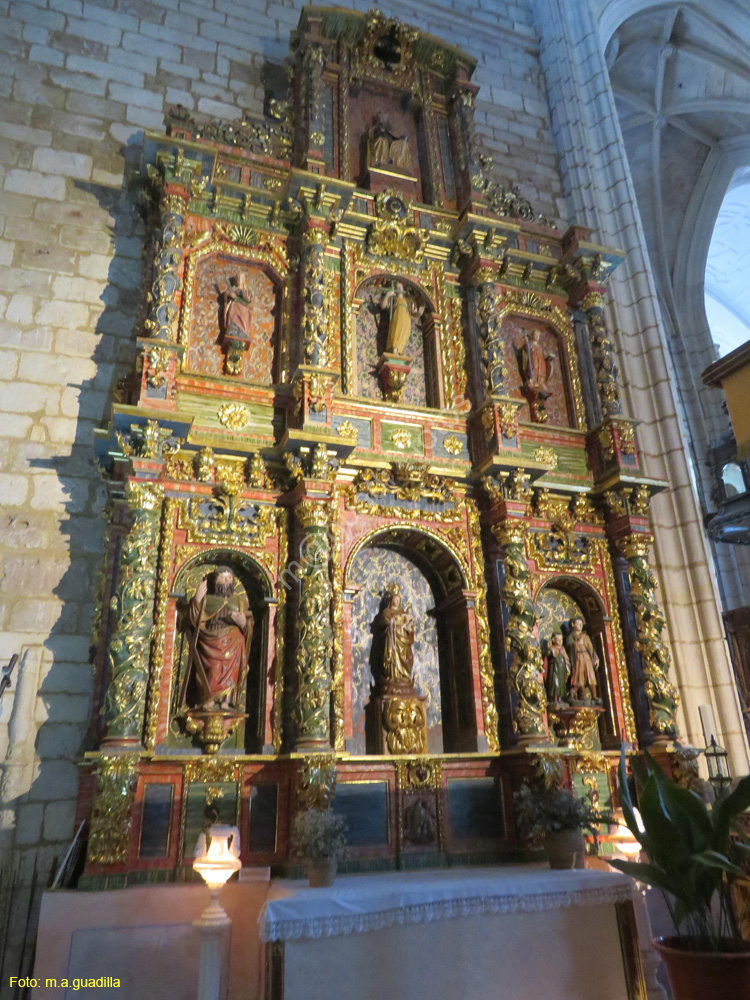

[217,402,250,430]
[443,435,463,456]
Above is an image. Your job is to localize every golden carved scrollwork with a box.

[178,495,276,547]
[87,753,140,865]
[618,534,679,739]
[467,499,500,752]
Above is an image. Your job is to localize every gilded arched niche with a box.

[167,549,271,752]
[181,251,281,384]
[344,527,478,755]
[353,275,438,408]
[536,577,614,745]
[501,314,575,427]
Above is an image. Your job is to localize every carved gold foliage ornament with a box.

[329,493,345,751]
[345,464,463,522]
[145,192,186,342]
[217,402,250,430]
[618,533,679,739]
[144,495,177,750]
[196,447,214,483]
[443,435,462,456]
[178,495,276,547]
[183,756,239,785]
[631,484,650,516]
[214,457,246,495]
[583,295,621,418]
[392,428,413,450]
[534,446,557,469]
[146,346,171,388]
[494,519,547,738]
[87,753,140,866]
[467,499,499,751]
[295,510,334,745]
[298,755,337,810]
[273,509,288,753]
[103,483,163,743]
[247,452,270,488]
[531,752,564,790]
[336,420,358,440]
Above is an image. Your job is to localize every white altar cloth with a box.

[259,866,634,942]
[259,867,639,1000]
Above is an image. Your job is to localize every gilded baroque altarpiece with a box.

[78,7,681,881]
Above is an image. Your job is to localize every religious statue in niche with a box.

[177,565,253,752]
[515,326,555,422]
[367,113,413,174]
[368,583,428,755]
[381,583,415,684]
[544,630,571,705]
[374,282,425,402]
[566,616,601,703]
[220,272,253,375]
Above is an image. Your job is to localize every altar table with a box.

[259,866,644,1000]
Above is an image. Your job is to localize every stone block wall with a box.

[0,0,564,923]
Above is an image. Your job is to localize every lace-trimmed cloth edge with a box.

[259,882,634,942]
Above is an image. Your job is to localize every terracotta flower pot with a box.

[653,936,750,1000]
[306,857,337,888]
[545,828,586,869]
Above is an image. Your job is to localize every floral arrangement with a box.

[514,783,611,843]
[292,808,348,862]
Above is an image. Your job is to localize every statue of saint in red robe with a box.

[181,566,253,711]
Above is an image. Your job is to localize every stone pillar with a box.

[102,481,163,747]
[294,500,333,751]
[493,519,547,743]
[534,0,750,770]
[618,533,680,743]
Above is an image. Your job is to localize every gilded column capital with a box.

[297,498,330,529]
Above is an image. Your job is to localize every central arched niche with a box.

[168,550,270,753]
[347,533,476,754]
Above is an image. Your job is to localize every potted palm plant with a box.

[514,782,610,869]
[292,807,347,887]
[609,748,750,999]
